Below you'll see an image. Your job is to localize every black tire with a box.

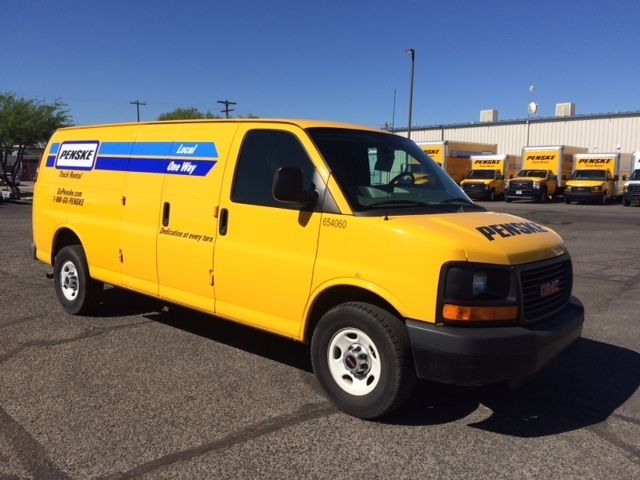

[53,245,103,315]
[505,197,512,203]
[538,188,548,203]
[600,193,607,205]
[311,302,416,419]
[564,197,571,204]
[489,189,496,201]
[623,199,631,207]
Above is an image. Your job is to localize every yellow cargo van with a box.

[31,119,584,419]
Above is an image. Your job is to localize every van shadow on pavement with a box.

[96,286,639,434]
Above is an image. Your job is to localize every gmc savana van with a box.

[31,119,584,419]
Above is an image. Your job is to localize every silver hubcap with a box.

[327,328,381,396]
[59,260,79,301]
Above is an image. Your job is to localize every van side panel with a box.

[32,127,133,287]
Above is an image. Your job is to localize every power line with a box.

[130,100,146,122]
[217,100,236,118]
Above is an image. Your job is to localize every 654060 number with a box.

[322,217,347,229]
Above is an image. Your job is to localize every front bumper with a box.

[504,189,539,201]
[405,296,584,386]
[623,193,640,204]
[564,191,603,203]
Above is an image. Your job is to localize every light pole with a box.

[406,48,415,140]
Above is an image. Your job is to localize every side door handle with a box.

[219,208,228,235]
[162,202,170,226]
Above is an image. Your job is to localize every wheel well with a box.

[52,228,81,263]
[303,286,401,344]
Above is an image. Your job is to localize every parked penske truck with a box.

[622,151,640,206]
[505,145,588,202]
[563,153,628,204]
[416,141,497,185]
[460,154,520,201]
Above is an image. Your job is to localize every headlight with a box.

[592,185,602,192]
[532,182,540,189]
[565,186,572,192]
[505,181,510,189]
[439,264,518,323]
[624,186,629,193]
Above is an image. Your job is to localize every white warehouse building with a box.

[395,105,640,172]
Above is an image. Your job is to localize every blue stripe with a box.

[95,157,216,176]
[99,141,218,159]
[47,140,219,176]
[94,157,130,172]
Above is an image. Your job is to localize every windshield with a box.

[466,169,496,179]
[630,170,640,181]
[517,170,547,178]
[571,170,606,181]
[307,128,485,215]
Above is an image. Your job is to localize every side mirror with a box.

[623,174,627,181]
[614,174,619,181]
[272,167,318,205]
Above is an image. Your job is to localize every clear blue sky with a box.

[3,0,639,129]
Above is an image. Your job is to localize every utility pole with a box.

[130,100,146,122]
[405,48,415,140]
[217,100,236,118]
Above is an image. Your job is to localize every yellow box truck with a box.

[416,141,497,184]
[460,154,520,201]
[505,145,588,202]
[564,153,628,204]
[31,119,583,419]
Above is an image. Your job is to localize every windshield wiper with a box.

[365,200,433,209]
[439,197,475,205]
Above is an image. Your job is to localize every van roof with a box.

[56,118,387,133]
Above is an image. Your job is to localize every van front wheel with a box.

[311,302,415,419]
[53,245,103,315]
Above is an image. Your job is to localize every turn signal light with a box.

[442,304,518,321]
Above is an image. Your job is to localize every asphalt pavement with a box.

[1,199,639,479]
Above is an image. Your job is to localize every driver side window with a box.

[231,130,316,209]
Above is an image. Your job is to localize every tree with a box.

[157,107,221,121]
[157,107,259,121]
[0,93,72,195]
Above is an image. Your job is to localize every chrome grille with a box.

[519,258,572,323]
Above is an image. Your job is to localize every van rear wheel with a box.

[311,302,415,419]
[54,245,103,315]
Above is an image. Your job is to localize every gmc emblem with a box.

[541,280,560,297]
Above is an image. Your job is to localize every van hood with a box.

[566,180,604,187]
[393,211,567,265]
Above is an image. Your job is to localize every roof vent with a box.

[555,103,575,117]
[480,109,498,122]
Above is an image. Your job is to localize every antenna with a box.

[527,85,538,118]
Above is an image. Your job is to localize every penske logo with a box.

[526,155,557,161]
[56,141,99,170]
[472,160,501,166]
[577,158,612,164]
[476,221,549,241]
